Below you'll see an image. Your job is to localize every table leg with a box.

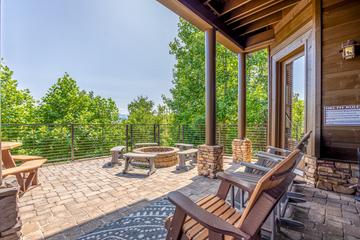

[123,157,130,174]
[176,155,187,170]
[2,149,25,190]
[148,157,156,176]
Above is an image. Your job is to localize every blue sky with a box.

[292,56,305,100]
[1,0,179,114]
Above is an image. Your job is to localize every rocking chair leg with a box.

[166,208,186,240]
[231,186,235,208]
[270,207,276,240]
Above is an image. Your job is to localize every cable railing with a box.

[1,123,267,163]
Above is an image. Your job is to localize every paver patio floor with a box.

[18,157,360,240]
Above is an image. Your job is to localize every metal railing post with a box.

[130,124,133,151]
[153,124,157,143]
[182,125,185,143]
[178,125,181,143]
[157,124,161,145]
[71,124,75,161]
[125,124,129,152]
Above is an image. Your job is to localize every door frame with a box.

[280,51,306,148]
[268,24,318,155]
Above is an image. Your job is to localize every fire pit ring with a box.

[133,146,180,168]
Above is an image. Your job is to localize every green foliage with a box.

[37,73,119,124]
[292,93,305,142]
[126,96,155,124]
[163,19,206,125]
[0,64,36,124]
[164,19,268,127]
[126,96,173,125]
[246,50,268,127]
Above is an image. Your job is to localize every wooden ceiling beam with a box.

[223,0,283,24]
[230,0,300,29]
[236,12,282,36]
[219,0,252,16]
[243,29,275,51]
[178,0,244,49]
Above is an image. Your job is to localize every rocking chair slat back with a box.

[238,149,302,226]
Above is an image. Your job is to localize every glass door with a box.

[283,55,305,149]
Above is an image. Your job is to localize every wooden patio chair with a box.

[165,149,302,240]
[242,131,312,176]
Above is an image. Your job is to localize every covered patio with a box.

[17,158,360,239]
[1,0,360,239]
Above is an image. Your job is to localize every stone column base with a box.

[304,156,359,195]
[197,145,224,179]
[232,138,252,163]
[0,182,22,240]
[303,155,318,186]
[316,160,358,194]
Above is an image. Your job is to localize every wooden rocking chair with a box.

[165,149,302,240]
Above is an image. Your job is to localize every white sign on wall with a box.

[324,105,360,126]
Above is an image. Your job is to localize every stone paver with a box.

[17,157,360,240]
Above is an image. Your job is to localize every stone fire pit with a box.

[133,146,179,168]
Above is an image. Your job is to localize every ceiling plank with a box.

[230,0,300,29]
[219,0,252,16]
[178,0,244,49]
[204,0,222,15]
[274,0,311,33]
[236,12,282,36]
[223,0,283,24]
[244,29,275,51]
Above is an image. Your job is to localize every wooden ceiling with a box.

[175,0,302,51]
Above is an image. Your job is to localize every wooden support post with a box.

[238,52,246,140]
[205,28,216,146]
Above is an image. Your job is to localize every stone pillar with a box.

[232,138,252,163]
[316,160,357,194]
[197,145,224,179]
[303,155,318,186]
[0,183,22,240]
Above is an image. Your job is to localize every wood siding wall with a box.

[268,0,317,155]
[321,0,360,162]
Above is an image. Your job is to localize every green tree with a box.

[246,49,268,127]
[164,19,268,127]
[37,73,119,124]
[292,93,305,142]
[126,96,156,124]
[0,64,36,124]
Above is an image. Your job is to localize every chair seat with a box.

[2,159,47,177]
[12,155,44,162]
[166,194,242,240]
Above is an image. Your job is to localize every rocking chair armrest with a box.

[266,146,291,155]
[168,191,251,240]
[256,152,284,162]
[217,172,256,193]
[240,162,271,172]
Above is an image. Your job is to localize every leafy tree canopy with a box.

[36,72,119,124]
[126,96,171,124]
[164,19,268,127]
[0,64,36,124]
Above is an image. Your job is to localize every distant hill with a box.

[119,114,128,120]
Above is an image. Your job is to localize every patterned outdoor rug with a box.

[77,198,175,240]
